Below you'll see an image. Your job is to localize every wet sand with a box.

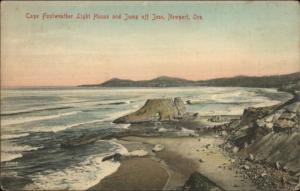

[90,136,257,191]
[122,136,257,190]
[89,158,169,190]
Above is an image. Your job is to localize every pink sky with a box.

[1,2,299,87]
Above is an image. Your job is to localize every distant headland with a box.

[79,72,300,90]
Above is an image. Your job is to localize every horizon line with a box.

[1,71,298,88]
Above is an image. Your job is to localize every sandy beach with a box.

[89,158,169,190]
[90,135,257,190]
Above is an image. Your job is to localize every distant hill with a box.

[79,72,300,89]
[100,78,136,87]
[196,72,300,89]
[80,76,196,87]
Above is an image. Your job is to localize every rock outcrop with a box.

[228,94,300,174]
[61,134,100,148]
[183,172,222,191]
[102,153,123,162]
[113,97,196,124]
[152,144,164,152]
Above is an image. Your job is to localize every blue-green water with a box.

[0,87,290,190]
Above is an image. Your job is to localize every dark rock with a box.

[152,144,164,152]
[0,185,7,191]
[193,113,199,117]
[241,165,250,170]
[261,172,267,177]
[205,144,211,149]
[275,161,281,170]
[240,106,275,126]
[113,97,197,124]
[247,154,255,161]
[228,98,300,174]
[0,176,33,191]
[294,177,300,191]
[281,176,287,185]
[61,135,99,148]
[186,100,192,105]
[229,158,235,163]
[102,153,122,162]
[273,109,299,133]
[183,172,221,191]
[208,116,228,123]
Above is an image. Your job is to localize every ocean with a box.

[0,87,291,190]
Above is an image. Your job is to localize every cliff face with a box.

[229,95,300,174]
[113,97,192,124]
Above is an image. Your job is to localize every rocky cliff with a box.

[228,93,300,174]
[113,97,196,124]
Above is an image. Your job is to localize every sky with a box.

[1,1,299,87]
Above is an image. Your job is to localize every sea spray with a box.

[24,156,121,190]
[1,133,30,140]
[1,153,23,162]
[1,141,43,162]
[1,87,291,190]
[1,111,79,126]
[24,140,129,190]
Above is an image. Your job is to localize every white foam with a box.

[178,128,196,136]
[1,105,72,116]
[1,152,23,162]
[1,133,30,140]
[253,100,281,108]
[6,116,125,134]
[24,141,128,190]
[24,155,121,190]
[180,128,193,133]
[2,111,78,126]
[108,140,129,155]
[105,109,138,121]
[27,119,106,133]
[2,141,42,153]
[158,127,168,132]
[191,96,281,116]
[0,168,18,176]
[196,107,245,116]
[187,88,282,107]
[125,150,148,157]
[1,141,42,162]
[97,99,131,105]
[115,124,131,129]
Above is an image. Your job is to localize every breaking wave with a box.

[1,141,43,162]
[1,106,73,116]
[24,141,128,190]
[2,111,79,126]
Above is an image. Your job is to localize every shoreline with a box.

[88,138,171,191]
[90,135,257,191]
[2,87,297,191]
[89,157,169,191]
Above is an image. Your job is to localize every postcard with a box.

[1,1,299,191]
